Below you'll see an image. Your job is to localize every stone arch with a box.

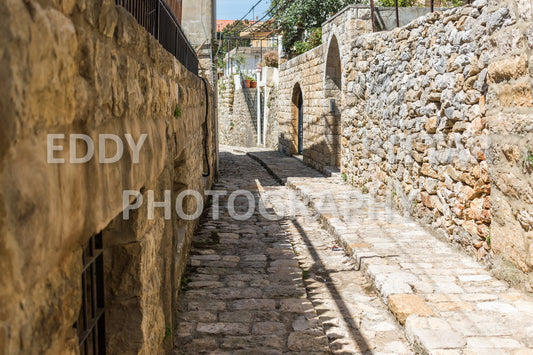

[325,35,342,97]
[324,34,342,167]
[291,83,304,155]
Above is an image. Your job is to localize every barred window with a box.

[74,232,106,355]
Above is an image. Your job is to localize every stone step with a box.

[248,149,533,355]
[323,165,342,178]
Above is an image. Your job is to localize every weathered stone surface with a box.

[175,151,335,353]
[180,311,218,322]
[388,294,435,325]
[252,322,286,336]
[231,299,276,310]
[287,331,330,352]
[280,299,316,314]
[407,327,466,350]
[487,55,528,83]
[0,0,216,353]
[197,323,250,336]
[220,335,284,350]
[268,0,533,292]
[176,150,412,354]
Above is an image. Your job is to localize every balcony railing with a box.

[116,0,199,75]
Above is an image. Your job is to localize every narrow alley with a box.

[5,0,533,354]
[175,147,410,354]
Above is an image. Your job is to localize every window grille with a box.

[74,232,106,355]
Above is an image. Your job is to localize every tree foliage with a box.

[270,0,364,56]
[215,21,252,69]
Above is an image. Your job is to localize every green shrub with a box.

[174,105,182,119]
[294,41,312,55]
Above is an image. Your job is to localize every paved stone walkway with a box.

[248,149,533,355]
[269,186,411,354]
[175,148,410,354]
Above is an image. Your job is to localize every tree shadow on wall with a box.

[278,131,341,176]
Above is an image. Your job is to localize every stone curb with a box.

[285,179,473,355]
[246,152,286,185]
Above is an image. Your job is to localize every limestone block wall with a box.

[486,0,533,288]
[278,46,332,170]
[342,3,494,259]
[322,5,373,49]
[278,5,373,172]
[276,0,533,288]
[218,75,257,147]
[265,85,281,150]
[0,0,216,353]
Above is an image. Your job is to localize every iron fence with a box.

[240,74,258,131]
[369,0,473,32]
[116,0,199,75]
[75,233,105,355]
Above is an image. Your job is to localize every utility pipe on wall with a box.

[256,69,261,145]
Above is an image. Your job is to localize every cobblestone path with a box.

[175,148,410,354]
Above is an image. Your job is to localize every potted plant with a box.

[243,74,255,88]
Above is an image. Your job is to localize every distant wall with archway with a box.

[323,35,343,167]
[278,6,372,173]
[278,45,332,171]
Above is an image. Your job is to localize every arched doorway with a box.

[291,83,304,155]
[324,35,342,167]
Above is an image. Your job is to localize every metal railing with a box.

[75,233,105,355]
[369,0,473,32]
[116,0,199,75]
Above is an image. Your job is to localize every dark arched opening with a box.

[291,83,304,155]
[324,35,342,167]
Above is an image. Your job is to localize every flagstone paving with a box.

[175,148,410,354]
[247,148,533,355]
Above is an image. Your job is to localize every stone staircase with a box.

[247,149,533,355]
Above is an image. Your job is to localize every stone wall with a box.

[276,1,533,289]
[265,85,281,150]
[278,46,326,169]
[0,0,216,353]
[342,3,493,258]
[278,6,372,172]
[486,0,533,288]
[181,0,216,85]
[322,5,373,44]
[218,75,257,147]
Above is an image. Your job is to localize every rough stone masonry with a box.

[0,0,216,353]
[274,0,533,291]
